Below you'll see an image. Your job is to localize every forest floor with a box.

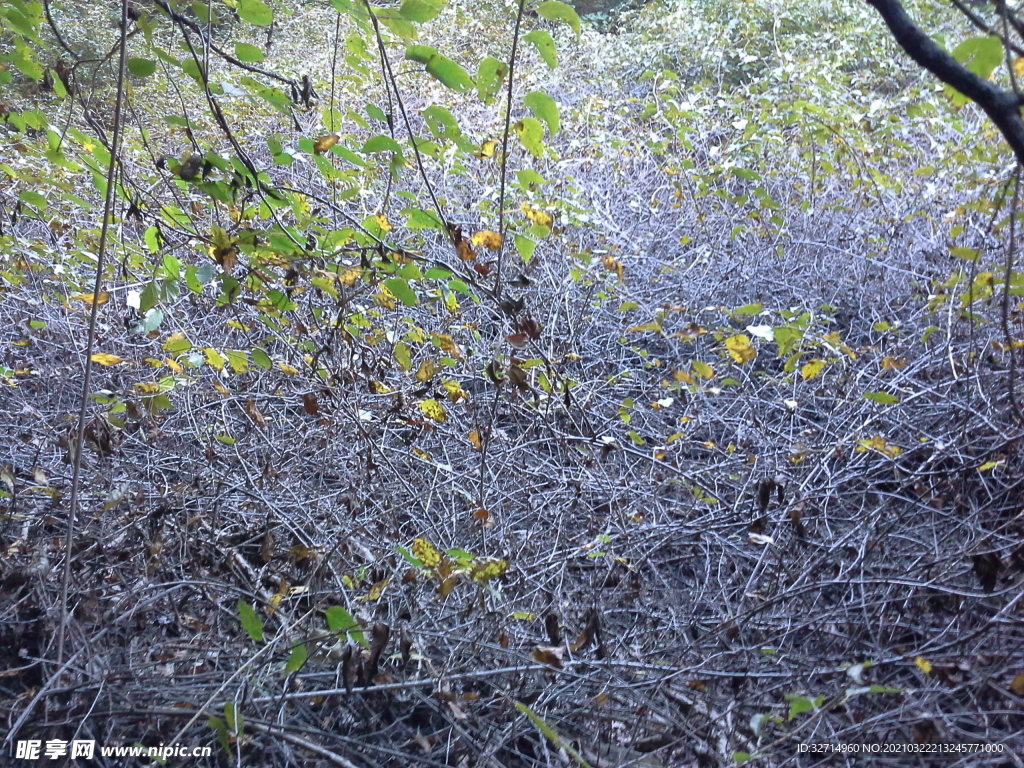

[2,1,1024,766]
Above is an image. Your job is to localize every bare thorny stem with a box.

[56,0,130,670]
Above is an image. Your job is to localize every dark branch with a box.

[865,0,1024,165]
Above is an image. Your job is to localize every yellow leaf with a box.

[165,357,183,373]
[213,380,231,395]
[72,292,110,306]
[340,267,362,286]
[1015,57,1024,78]
[857,434,902,458]
[915,656,932,675]
[90,353,124,366]
[375,287,398,309]
[267,591,284,615]
[278,362,299,375]
[456,239,476,261]
[204,347,227,371]
[1011,673,1024,695]
[442,379,467,402]
[415,359,438,383]
[601,255,624,280]
[478,139,498,158]
[134,382,161,395]
[520,203,553,228]
[801,359,826,380]
[371,213,392,233]
[691,361,714,379]
[673,369,695,384]
[471,230,503,250]
[978,460,1003,471]
[470,557,509,581]
[412,446,432,460]
[468,429,483,449]
[419,398,448,423]
[725,334,756,363]
[881,356,907,370]
[431,332,462,358]
[412,537,442,568]
[363,577,388,601]
[627,322,663,333]
[313,134,339,154]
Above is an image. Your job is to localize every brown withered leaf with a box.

[245,399,266,428]
[518,316,542,340]
[400,627,413,664]
[313,134,339,154]
[341,645,357,693]
[485,361,504,385]
[438,574,458,596]
[973,551,1001,593]
[507,364,529,391]
[571,607,603,657]
[260,530,275,563]
[757,477,775,513]
[302,392,319,415]
[531,645,564,669]
[362,622,391,685]
[544,612,561,646]
[507,332,529,349]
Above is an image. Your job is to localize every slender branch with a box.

[495,0,528,301]
[56,0,130,669]
[864,0,1024,165]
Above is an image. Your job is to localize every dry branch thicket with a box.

[2,2,1024,767]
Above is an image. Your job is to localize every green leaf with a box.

[524,91,559,136]
[141,308,164,332]
[515,234,538,262]
[477,56,507,104]
[18,190,47,210]
[950,246,979,261]
[378,16,418,40]
[515,702,591,767]
[224,702,243,737]
[284,643,308,673]
[363,134,404,155]
[425,54,474,92]
[127,57,157,77]
[515,117,545,158]
[398,0,443,23]
[422,105,462,141]
[325,605,368,647]
[238,0,274,25]
[524,30,557,69]
[784,694,824,721]
[537,1,580,35]
[403,207,445,230]
[234,42,265,63]
[952,35,1003,80]
[395,341,413,370]
[864,391,900,404]
[405,44,437,64]
[237,599,264,642]
[384,277,418,306]
[251,347,272,369]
